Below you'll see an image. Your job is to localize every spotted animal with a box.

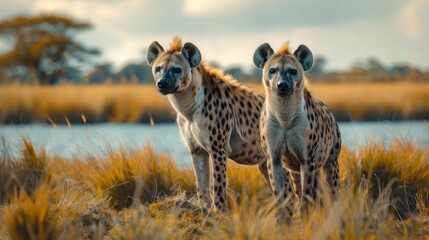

[253,42,341,224]
[146,37,273,211]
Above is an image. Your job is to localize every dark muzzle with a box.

[157,79,177,95]
[277,80,293,96]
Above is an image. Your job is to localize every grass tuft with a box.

[75,146,194,210]
[342,138,429,219]
[6,183,57,240]
[1,139,49,203]
[0,138,428,239]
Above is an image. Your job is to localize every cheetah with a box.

[253,42,341,224]
[146,37,273,211]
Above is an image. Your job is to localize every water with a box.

[1,121,428,166]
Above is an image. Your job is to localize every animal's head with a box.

[146,37,201,95]
[253,42,313,96]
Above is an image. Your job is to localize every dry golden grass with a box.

[0,138,428,239]
[74,147,195,210]
[0,82,428,124]
[248,82,429,121]
[6,184,57,240]
[0,139,49,202]
[0,83,173,124]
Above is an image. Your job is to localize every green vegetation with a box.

[1,138,428,239]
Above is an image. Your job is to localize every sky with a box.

[1,0,429,72]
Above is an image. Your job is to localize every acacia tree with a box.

[0,15,99,84]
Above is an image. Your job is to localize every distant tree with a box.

[0,14,99,84]
[350,60,366,73]
[252,68,262,81]
[85,63,114,83]
[85,62,154,84]
[367,57,385,72]
[390,64,411,76]
[118,62,152,83]
[225,66,243,79]
[351,57,386,72]
[307,55,327,76]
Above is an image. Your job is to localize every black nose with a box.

[277,81,289,91]
[157,79,169,88]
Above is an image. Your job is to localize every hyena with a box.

[146,37,274,211]
[253,42,341,223]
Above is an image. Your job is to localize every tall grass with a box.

[0,138,428,239]
[6,184,57,240]
[249,82,429,121]
[1,82,428,124]
[0,83,173,124]
[75,147,195,209]
[341,139,429,219]
[0,139,48,203]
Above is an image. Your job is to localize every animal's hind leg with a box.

[281,166,296,223]
[290,171,302,199]
[323,153,340,201]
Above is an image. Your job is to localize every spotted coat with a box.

[147,37,272,211]
[254,42,341,224]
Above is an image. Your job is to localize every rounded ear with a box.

[182,42,201,68]
[146,41,165,66]
[293,45,313,71]
[253,43,274,69]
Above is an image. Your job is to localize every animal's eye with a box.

[290,69,297,75]
[268,68,276,74]
[173,67,182,74]
[155,66,161,73]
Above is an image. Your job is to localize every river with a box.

[1,121,428,166]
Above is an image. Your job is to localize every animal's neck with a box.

[267,89,306,129]
[167,69,203,120]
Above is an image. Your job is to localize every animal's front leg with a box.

[265,126,294,225]
[190,149,211,209]
[266,148,285,203]
[266,148,295,225]
[288,132,317,216]
[210,147,228,211]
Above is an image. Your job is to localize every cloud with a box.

[1,0,428,70]
[183,0,246,16]
[182,0,406,32]
[30,0,406,34]
[396,0,429,40]
[0,0,33,18]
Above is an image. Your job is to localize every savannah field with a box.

[1,82,429,124]
[1,3,429,240]
[0,138,429,239]
[1,81,429,239]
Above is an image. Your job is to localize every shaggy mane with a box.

[200,62,244,89]
[167,36,182,53]
[276,41,291,56]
